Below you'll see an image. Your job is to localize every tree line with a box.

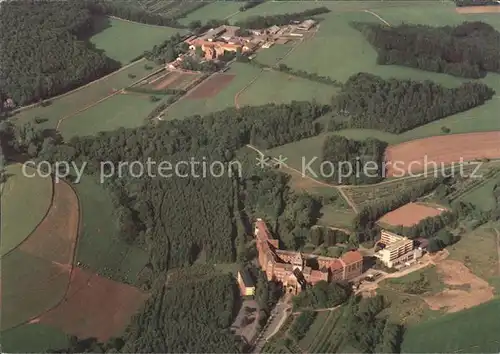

[352,21,500,78]
[234,7,330,29]
[86,0,186,28]
[321,135,387,185]
[454,0,500,6]
[0,0,120,107]
[331,72,495,134]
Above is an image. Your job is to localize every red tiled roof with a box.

[329,259,343,271]
[341,250,363,265]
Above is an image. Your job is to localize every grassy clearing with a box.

[255,44,295,66]
[238,68,338,106]
[59,93,167,138]
[1,323,69,353]
[74,177,148,285]
[90,17,183,64]
[179,1,242,24]
[11,60,160,132]
[447,224,500,285]
[402,298,500,353]
[382,266,445,295]
[164,62,262,120]
[1,250,69,330]
[454,174,500,212]
[0,164,53,256]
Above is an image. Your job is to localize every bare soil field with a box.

[424,260,494,313]
[455,5,500,13]
[385,132,500,176]
[37,267,148,341]
[187,74,235,99]
[378,202,445,227]
[20,180,80,265]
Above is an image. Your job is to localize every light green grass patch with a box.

[454,173,500,211]
[164,62,262,120]
[1,250,69,330]
[179,1,243,25]
[239,67,338,106]
[1,323,69,353]
[59,93,167,138]
[255,44,295,66]
[402,298,500,353]
[371,2,463,26]
[11,60,161,131]
[74,177,148,285]
[1,164,53,256]
[448,223,500,283]
[90,17,184,64]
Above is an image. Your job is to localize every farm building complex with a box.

[167,20,317,68]
[254,219,363,294]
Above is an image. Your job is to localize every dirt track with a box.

[378,202,445,227]
[385,132,500,176]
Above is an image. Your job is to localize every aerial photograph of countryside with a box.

[1,0,500,352]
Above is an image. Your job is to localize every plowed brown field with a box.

[378,202,446,227]
[187,74,235,99]
[38,268,148,341]
[385,132,500,177]
[456,5,500,13]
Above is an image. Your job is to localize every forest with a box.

[331,73,495,133]
[0,1,121,107]
[454,0,500,6]
[321,136,387,185]
[234,7,330,29]
[86,0,185,28]
[352,21,500,78]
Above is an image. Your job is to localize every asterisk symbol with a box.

[274,155,288,168]
[255,154,269,169]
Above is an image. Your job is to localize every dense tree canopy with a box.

[321,136,387,185]
[332,73,495,133]
[0,0,120,107]
[352,21,500,78]
[234,7,329,29]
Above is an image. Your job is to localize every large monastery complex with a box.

[254,219,363,293]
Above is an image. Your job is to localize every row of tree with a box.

[234,7,330,29]
[454,0,500,6]
[352,21,500,78]
[332,72,495,134]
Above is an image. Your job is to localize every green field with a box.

[255,44,295,66]
[239,68,338,106]
[74,177,148,285]
[59,93,167,138]
[448,224,500,285]
[0,164,53,256]
[1,323,69,353]
[402,299,500,353]
[164,62,262,119]
[454,173,500,212]
[179,1,243,25]
[278,4,500,139]
[11,60,161,132]
[1,250,69,330]
[90,17,183,64]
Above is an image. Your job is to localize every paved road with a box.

[252,301,291,353]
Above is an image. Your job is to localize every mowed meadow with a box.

[89,17,185,64]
